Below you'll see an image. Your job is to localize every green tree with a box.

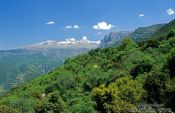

[92,84,137,113]
[91,76,144,113]
[0,104,21,113]
[114,77,145,103]
[130,58,153,78]
[144,71,168,103]
[167,30,175,39]
[164,78,175,112]
[34,91,67,113]
[119,38,138,50]
[164,49,175,78]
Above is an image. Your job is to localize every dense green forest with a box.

[0,19,175,113]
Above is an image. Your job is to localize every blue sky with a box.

[0,0,175,49]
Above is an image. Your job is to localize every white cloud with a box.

[93,21,113,30]
[167,8,174,16]
[73,25,80,29]
[65,25,80,29]
[138,14,144,17]
[65,25,72,29]
[45,21,55,25]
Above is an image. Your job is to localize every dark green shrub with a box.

[130,60,153,78]
[167,30,175,39]
[144,71,168,103]
[164,49,175,78]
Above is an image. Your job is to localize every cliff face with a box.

[99,31,131,48]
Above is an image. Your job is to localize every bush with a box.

[92,84,137,113]
[29,86,45,99]
[142,38,160,50]
[144,71,168,103]
[34,91,67,113]
[130,60,153,78]
[164,78,175,112]
[0,104,21,113]
[167,30,175,39]
[119,38,138,50]
[114,77,145,103]
[92,76,145,112]
[164,49,175,78]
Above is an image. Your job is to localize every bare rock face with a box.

[99,31,131,48]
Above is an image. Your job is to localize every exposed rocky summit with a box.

[99,31,131,48]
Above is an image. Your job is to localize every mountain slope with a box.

[151,19,175,38]
[0,37,100,90]
[0,19,175,113]
[99,24,165,48]
[129,23,165,41]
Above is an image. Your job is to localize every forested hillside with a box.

[129,23,165,41]
[0,19,175,113]
[0,48,90,90]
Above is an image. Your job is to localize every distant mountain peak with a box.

[25,37,100,49]
[35,40,58,45]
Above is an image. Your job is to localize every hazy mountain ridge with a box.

[0,37,100,90]
[26,36,100,50]
[129,23,165,41]
[151,19,175,38]
[99,24,165,48]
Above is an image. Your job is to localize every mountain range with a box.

[26,36,100,50]
[0,37,99,90]
[99,23,165,48]
[0,19,175,113]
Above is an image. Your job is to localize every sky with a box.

[0,0,175,49]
